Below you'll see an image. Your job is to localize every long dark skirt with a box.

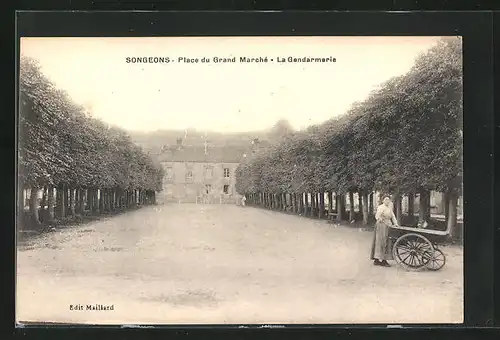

[370,222,393,261]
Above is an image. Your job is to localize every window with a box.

[205,166,213,178]
[205,184,212,194]
[186,170,193,180]
[165,167,173,180]
[224,168,230,178]
[223,185,229,194]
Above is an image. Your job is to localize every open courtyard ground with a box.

[16,204,463,325]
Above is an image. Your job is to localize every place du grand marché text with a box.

[125,56,337,64]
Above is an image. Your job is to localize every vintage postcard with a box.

[16,36,463,325]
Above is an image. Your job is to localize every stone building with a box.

[156,139,248,204]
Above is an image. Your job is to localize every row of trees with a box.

[236,38,463,236]
[18,56,165,229]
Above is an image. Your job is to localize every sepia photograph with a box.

[16,36,463,325]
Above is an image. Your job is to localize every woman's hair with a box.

[379,194,392,205]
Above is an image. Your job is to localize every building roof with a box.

[155,145,248,163]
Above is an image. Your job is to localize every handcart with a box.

[389,221,450,271]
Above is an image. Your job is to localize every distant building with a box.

[156,139,254,204]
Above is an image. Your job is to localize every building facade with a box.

[159,161,240,204]
[153,136,255,204]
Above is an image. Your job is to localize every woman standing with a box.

[370,195,398,267]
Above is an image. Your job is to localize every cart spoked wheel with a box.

[425,248,446,271]
[392,233,434,271]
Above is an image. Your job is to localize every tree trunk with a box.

[29,185,41,226]
[75,188,80,213]
[425,190,431,221]
[444,191,450,221]
[319,192,325,219]
[69,187,76,216]
[93,188,98,213]
[62,184,69,218]
[99,189,104,213]
[47,186,55,222]
[304,193,310,217]
[102,189,108,212]
[394,192,402,224]
[77,188,84,215]
[327,192,333,215]
[67,186,72,215]
[310,193,315,217]
[40,186,47,212]
[367,192,373,216]
[17,182,25,225]
[55,185,61,218]
[418,189,431,221]
[407,193,414,216]
[57,184,66,219]
[315,193,320,217]
[447,192,459,240]
[337,194,345,222]
[86,188,92,213]
[362,192,369,225]
[92,188,98,214]
[348,191,355,221]
[358,193,363,213]
[116,189,120,209]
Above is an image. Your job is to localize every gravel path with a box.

[16,204,463,325]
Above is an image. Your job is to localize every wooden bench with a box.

[327,211,338,221]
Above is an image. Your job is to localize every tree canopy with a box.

[19,56,164,191]
[236,38,463,196]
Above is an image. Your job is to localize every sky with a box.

[20,36,443,133]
